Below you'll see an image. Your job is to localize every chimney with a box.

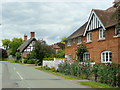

[30,32,35,38]
[24,34,27,41]
[114,0,120,7]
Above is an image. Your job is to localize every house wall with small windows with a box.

[65,27,120,64]
[84,27,120,64]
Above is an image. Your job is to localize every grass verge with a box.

[36,67,81,80]
[79,81,114,88]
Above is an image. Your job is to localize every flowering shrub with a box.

[58,61,120,87]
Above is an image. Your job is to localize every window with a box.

[83,52,90,61]
[73,39,76,43]
[67,54,72,60]
[67,40,71,46]
[116,27,120,35]
[101,51,112,63]
[99,28,105,39]
[78,37,82,44]
[87,32,92,42]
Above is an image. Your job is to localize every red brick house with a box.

[17,32,37,58]
[65,1,120,64]
[50,42,65,53]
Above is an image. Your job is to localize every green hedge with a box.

[43,58,65,61]
[58,62,120,87]
[22,59,37,64]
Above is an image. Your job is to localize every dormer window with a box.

[67,40,71,46]
[78,37,82,44]
[87,32,92,42]
[99,28,105,40]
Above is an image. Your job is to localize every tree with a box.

[56,49,65,58]
[15,52,21,60]
[76,44,87,62]
[9,38,23,56]
[0,48,8,60]
[31,40,55,65]
[2,39,11,50]
[60,37,67,44]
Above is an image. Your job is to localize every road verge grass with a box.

[79,81,114,88]
[36,67,81,80]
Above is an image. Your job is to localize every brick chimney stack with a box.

[24,34,27,41]
[30,32,35,38]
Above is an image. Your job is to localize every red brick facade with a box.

[65,27,120,64]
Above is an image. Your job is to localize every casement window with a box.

[101,51,112,63]
[83,52,90,61]
[73,39,76,43]
[68,54,72,60]
[78,37,82,44]
[99,28,105,39]
[87,32,92,42]
[67,40,71,46]
[115,27,120,35]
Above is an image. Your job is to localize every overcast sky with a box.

[0,0,113,46]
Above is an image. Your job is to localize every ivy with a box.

[76,44,87,62]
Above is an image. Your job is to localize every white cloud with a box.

[1,1,113,45]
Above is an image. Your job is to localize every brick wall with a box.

[65,27,120,64]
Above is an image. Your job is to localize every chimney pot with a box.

[30,32,35,38]
[24,34,27,41]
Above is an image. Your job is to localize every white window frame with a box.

[101,51,112,63]
[83,52,90,61]
[87,32,92,42]
[99,28,105,40]
[78,37,82,44]
[67,40,71,46]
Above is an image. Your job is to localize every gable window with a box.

[83,52,90,61]
[87,32,92,42]
[101,51,112,63]
[67,40,71,46]
[99,28,105,39]
[78,37,82,44]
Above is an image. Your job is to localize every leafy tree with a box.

[9,38,23,56]
[2,39,11,50]
[30,40,55,65]
[0,48,8,60]
[15,52,21,60]
[56,49,65,58]
[76,44,87,62]
[60,37,67,44]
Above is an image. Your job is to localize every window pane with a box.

[109,52,112,61]
[102,53,105,61]
[106,53,108,61]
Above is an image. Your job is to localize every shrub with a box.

[58,61,120,87]
[26,59,37,64]
[50,67,56,72]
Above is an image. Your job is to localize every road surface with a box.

[1,61,88,89]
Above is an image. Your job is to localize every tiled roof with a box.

[17,38,36,53]
[94,7,118,28]
[65,6,118,41]
[51,44,61,49]
[65,22,87,41]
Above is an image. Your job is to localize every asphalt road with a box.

[1,61,88,89]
